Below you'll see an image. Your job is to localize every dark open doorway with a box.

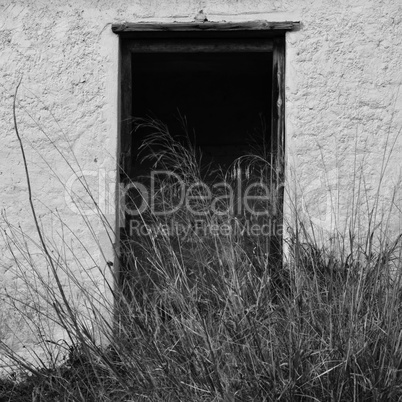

[113,22,294,299]
[131,52,272,174]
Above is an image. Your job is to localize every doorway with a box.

[114,24,289,296]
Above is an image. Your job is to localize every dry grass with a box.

[1,114,402,401]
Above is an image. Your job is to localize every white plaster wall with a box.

[0,0,401,359]
[285,0,402,246]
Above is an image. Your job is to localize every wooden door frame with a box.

[112,21,299,287]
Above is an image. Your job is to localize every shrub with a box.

[1,90,402,400]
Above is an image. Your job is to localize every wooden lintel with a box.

[112,21,300,34]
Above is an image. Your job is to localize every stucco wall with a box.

[1,0,401,361]
[285,0,402,243]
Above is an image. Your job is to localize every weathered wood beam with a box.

[112,21,300,34]
[112,21,300,39]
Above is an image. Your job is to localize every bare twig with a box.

[12,79,86,343]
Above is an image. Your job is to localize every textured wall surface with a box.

[0,0,401,360]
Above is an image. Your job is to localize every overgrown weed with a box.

[1,106,402,401]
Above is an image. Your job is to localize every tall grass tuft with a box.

[1,108,402,401]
